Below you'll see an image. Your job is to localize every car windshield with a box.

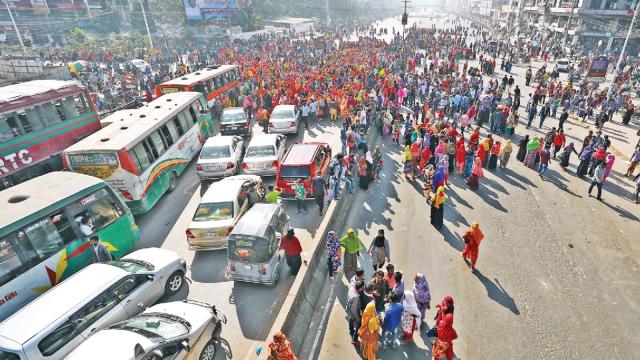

[107,259,154,272]
[222,112,245,123]
[201,146,231,159]
[193,202,234,221]
[279,165,310,179]
[110,314,189,342]
[246,145,275,157]
[0,351,20,360]
[228,235,272,263]
[271,110,293,120]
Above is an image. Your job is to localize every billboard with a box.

[184,0,243,21]
[587,56,609,80]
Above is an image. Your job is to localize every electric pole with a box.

[138,0,153,51]
[562,0,578,50]
[4,0,25,50]
[616,0,639,74]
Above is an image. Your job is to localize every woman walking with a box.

[430,186,447,230]
[357,156,370,190]
[401,291,422,344]
[358,303,380,360]
[455,138,466,174]
[523,137,540,168]
[413,273,431,321]
[431,296,458,360]
[558,142,578,169]
[466,157,484,190]
[423,165,435,200]
[267,331,298,360]
[576,143,594,177]
[368,229,391,271]
[499,140,513,168]
[340,229,363,278]
[326,231,341,280]
[516,134,529,162]
[487,140,501,170]
[463,146,475,178]
[462,222,484,272]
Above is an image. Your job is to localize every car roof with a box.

[230,203,281,238]
[65,329,152,360]
[200,180,245,203]
[247,134,280,147]
[273,104,295,112]
[203,135,236,147]
[282,143,325,166]
[223,107,244,114]
[0,264,126,344]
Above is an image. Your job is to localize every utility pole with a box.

[562,0,578,49]
[138,0,153,50]
[325,0,330,27]
[401,0,410,66]
[616,0,639,73]
[4,0,25,50]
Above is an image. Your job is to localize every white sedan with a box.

[196,136,244,182]
[65,300,227,360]
[241,134,287,176]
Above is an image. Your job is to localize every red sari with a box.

[462,225,484,269]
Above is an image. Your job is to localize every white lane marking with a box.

[310,280,337,357]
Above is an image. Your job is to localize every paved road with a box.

[134,117,345,360]
[315,28,640,360]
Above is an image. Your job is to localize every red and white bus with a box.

[0,80,100,190]
[155,64,241,107]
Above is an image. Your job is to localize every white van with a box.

[556,58,570,72]
[0,249,187,359]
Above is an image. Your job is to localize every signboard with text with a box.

[587,56,609,80]
[184,0,245,21]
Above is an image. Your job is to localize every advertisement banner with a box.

[30,0,50,14]
[587,55,609,79]
[184,0,243,21]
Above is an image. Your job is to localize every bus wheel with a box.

[167,172,177,192]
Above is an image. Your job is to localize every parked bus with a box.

[156,64,241,107]
[0,171,139,321]
[0,80,100,191]
[63,92,213,214]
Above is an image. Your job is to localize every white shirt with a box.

[80,224,93,236]
[301,105,310,116]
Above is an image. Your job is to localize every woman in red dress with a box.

[431,296,457,360]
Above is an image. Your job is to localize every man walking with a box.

[558,109,569,131]
[382,292,404,350]
[527,103,537,129]
[552,129,566,159]
[293,180,308,214]
[88,235,112,264]
[588,162,607,200]
[347,281,364,345]
[301,102,310,130]
[311,171,327,215]
[538,146,551,177]
[280,229,303,275]
[538,102,550,128]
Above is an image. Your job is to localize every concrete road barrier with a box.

[258,125,380,359]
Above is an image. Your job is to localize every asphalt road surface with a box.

[134,117,345,360]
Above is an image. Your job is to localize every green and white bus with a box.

[63,92,213,214]
[0,171,139,321]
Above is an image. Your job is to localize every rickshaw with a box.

[225,203,288,286]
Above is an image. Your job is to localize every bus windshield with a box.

[228,235,271,263]
[193,202,234,222]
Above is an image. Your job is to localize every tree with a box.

[68,27,87,44]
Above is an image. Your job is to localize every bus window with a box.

[68,188,124,233]
[159,124,175,147]
[38,102,62,126]
[218,75,227,87]
[62,97,80,118]
[188,106,198,124]
[194,83,206,95]
[50,211,76,244]
[22,218,65,260]
[234,68,240,81]
[17,108,45,133]
[0,238,27,287]
[148,131,167,157]
[178,110,193,129]
[0,115,23,142]
[74,94,89,114]
[213,77,221,88]
[172,117,185,136]
[132,142,154,173]
[53,100,66,121]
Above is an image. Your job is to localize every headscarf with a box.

[340,228,363,254]
[358,302,379,336]
[482,137,491,151]
[471,157,484,177]
[526,137,540,151]
[403,290,421,317]
[470,222,484,244]
[500,139,513,154]
[431,186,447,209]
[268,331,298,360]
[404,145,411,161]
[413,273,431,304]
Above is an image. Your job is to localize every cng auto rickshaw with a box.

[225,203,288,286]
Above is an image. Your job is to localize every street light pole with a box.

[4,0,25,49]
[615,0,639,73]
[138,0,153,51]
[562,0,579,49]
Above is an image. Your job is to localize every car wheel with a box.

[167,172,177,192]
[258,184,267,198]
[199,338,216,360]
[165,270,184,296]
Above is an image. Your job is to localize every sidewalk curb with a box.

[258,126,380,359]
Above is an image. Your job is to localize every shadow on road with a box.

[191,251,230,283]
[213,337,234,360]
[473,270,520,315]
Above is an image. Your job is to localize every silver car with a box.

[196,136,244,183]
[65,300,227,360]
[268,104,299,134]
[241,134,287,176]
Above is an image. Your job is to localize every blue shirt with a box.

[383,302,404,331]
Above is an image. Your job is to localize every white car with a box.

[556,58,570,72]
[242,134,287,176]
[65,300,227,360]
[196,136,244,183]
[268,104,299,134]
[130,59,151,72]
